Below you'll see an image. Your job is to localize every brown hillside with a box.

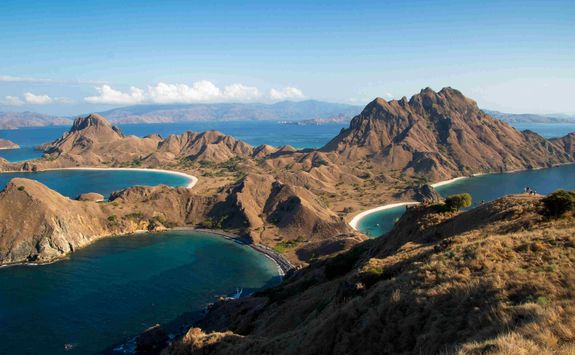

[170,194,575,355]
[322,87,573,180]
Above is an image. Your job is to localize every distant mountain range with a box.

[2,101,574,130]
[0,111,71,129]
[484,110,575,123]
[98,100,362,124]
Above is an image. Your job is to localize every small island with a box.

[0,139,19,150]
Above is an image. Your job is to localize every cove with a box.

[356,164,575,238]
[0,230,281,355]
[0,168,194,198]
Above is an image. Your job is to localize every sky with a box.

[0,0,573,115]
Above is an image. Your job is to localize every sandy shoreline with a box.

[11,167,199,189]
[348,174,471,231]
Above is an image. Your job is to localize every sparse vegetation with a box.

[17,186,25,191]
[273,240,300,253]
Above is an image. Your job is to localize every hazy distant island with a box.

[485,109,575,123]
[278,114,351,126]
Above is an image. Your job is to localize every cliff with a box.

[169,194,575,354]
[0,179,214,265]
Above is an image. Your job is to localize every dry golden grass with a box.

[170,195,575,355]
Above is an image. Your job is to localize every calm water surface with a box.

[0,231,280,355]
[0,169,192,198]
[357,164,575,237]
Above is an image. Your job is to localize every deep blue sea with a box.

[0,169,192,199]
[357,164,575,238]
[0,231,280,355]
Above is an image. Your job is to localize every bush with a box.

[273,240,299,253]
[444,193,472,211]
[541,189,575,217]
[324,244,367,280]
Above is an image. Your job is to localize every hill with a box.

[322,87,573,180]
[169,194,575,354]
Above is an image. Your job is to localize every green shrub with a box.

[444,193,472,211]
[107,215,117,222]
[17,186,25,191]
[541,190,575,217]
[273,240,300,253]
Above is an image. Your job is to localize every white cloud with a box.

[1,96,24,106]
[24,92,54,104]
[0,75,106,85]
[269,87,305,100]
[384,92,394,99]
[85,81,268,105]
[85,85,146,105]
[222,84,261,100]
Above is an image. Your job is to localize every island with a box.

[0,138,19,150]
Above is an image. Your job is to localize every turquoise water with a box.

[0,231,280,355]
[357,164,575,238]
[0,169,192,199]
[0,122,348,162]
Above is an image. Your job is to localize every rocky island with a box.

[0,138,19,150]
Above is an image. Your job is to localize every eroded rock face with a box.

[322,87,574,180]
[0,178,110,264]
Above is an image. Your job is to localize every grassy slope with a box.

[170,194,575,354]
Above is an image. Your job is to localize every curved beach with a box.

[43,167,199,188]
[349,175,471,231]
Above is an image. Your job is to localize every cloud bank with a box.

[1,92,72,105]
[84,81,304,105]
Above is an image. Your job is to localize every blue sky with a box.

[0,0,573,115]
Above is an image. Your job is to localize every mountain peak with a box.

[70,113,123,136]
[322,87,573,180]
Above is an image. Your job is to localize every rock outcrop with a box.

[322,87,573,180]
[0,139,19,150]
[0,179,215,265]
[169,194,575,354]
[0,178,110,264]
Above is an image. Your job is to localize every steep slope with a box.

[552,133,575,159]
[39,113,161,166]
[322,87,573,180]
[36,114,263,166]
[0,178,110,264]
[169,194,575,354]
[211,173,362,263]
[0,179,215,265]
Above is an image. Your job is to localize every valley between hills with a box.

[1,87,574,354]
